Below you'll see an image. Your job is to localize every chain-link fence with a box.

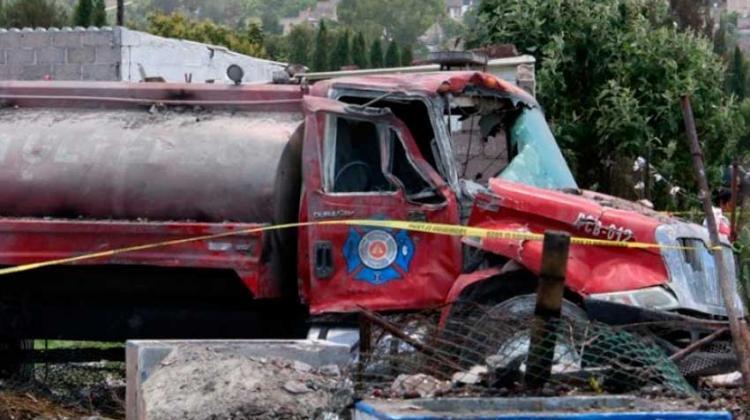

[355,301,696,400]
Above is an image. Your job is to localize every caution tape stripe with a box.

[0,219,724,277]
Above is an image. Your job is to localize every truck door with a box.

[301,97,462,314]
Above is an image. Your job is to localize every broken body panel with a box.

[0,72,739,342]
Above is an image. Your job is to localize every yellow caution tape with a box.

[0,219,724,277]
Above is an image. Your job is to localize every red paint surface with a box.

[301,97,462,314]
[0,218,272,297]
[468,179,668,295]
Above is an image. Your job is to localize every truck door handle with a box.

[314,241,334,279]
[408,211,427,222]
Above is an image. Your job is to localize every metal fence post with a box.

[525,231,571,389]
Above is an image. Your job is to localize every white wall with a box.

[119,28,286,83]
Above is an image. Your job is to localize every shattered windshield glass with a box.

[499,108,578,190]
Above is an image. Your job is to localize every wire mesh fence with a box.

[355,300,696,400]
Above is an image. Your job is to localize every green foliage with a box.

[287,23,315,65]
[74,0,92,26]
[147,12,266,58]
[330,28,351,71]
[2,0,68,27]
[401,44,414,66]
[728,46,749,100]
[338,0,444,46]
[370,38,384,69]
[312,19,330,71]
[352,31,368,69]
[468,0,740,207]
[92,0,106,26]
[128,0,318,30]
[385,40,399,68]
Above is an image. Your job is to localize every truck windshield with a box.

[498,108,578,190]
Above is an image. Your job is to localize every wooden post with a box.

[680,95,750,394]
[525,231,571,389]
[730,160,739,242]
[117,0,124,26]
[356,313,371,394]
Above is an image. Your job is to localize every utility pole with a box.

[117,0,124,26]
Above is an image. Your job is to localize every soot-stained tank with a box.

[0,107,304,223]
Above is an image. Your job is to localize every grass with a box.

[33,340,124,350]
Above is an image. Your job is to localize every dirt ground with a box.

[2,358,749,420]
[0,362,125,420]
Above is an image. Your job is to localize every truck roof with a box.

[310,71,536,105]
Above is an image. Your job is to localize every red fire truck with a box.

[0,71,739,376]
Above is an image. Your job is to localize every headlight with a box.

[590,286,680,310]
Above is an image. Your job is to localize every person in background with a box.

[705,188,733,237]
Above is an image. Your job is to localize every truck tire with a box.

[449,294,587,374]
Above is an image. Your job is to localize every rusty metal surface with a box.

[0,107,303,223]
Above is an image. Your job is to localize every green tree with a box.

[147,12,266,57]
[351,31,368,69]
[401,44,414,66]
[287,23,314,65]
[385,40,400,67]
[338,0,444,46]
[2,0,68,27]
[74,0,92,26]
[0,0,6,27]
[468,0,740,207]
[92,0,106,26]
[312,19,330,71]
[728,46,748,100]
[369,38,384,68]
[330,28,351,70]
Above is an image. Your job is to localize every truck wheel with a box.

[450,294,587,374]
[0,339,33,380]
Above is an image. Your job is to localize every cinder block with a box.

[95,45,120,64]
[82,63,118,80]
[36,47,65,64]
[17,31,51,48]
[0,32,20,48]
[0,65,9,80]
[52,32,81,47]
[21,64,52,80]
[82,31,114,46]
[0,50,5,65]
[7,48,35,65]
[52,63,82,81]
[67,47,95,63]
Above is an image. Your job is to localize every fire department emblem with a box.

[343,227,415,285]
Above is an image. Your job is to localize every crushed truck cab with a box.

[0,73,741,356]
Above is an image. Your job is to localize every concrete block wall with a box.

[0,27,120,81]
[0,27,285,83]
[119,28,285,83]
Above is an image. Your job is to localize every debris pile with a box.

[357,303,697,400]
[141,346,353,420]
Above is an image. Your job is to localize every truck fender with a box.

[438,261,535,327]
[468,224,668,295]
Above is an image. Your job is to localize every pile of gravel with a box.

[140,346,354,420]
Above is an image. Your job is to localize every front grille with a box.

[656,224,741,317]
